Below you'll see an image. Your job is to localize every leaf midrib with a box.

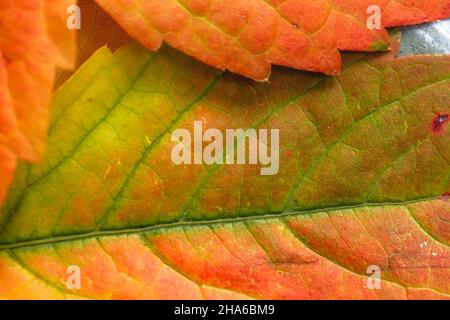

[0,195,442,251]
[3,54,449,250]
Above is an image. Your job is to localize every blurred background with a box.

[400,19,450,55]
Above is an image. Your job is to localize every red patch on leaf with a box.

[441,192,450,201]
[2,55,11,66]
[431,113,449,134]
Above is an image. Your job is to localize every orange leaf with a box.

[95,0,450,80]
[0,0,77,203]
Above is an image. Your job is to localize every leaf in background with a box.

[95,0,450,80]
[54,0,130,88]
[0,0,77,204]
[0,38,448,299]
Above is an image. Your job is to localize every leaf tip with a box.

[369,40,390,51]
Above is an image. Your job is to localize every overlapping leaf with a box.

[0,0,77,204]
[95,0,450,80]
[55,0,130,88]
[0,37,449,299]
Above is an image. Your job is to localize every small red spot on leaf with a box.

[431,113,449,134]
[441,192,450,201]
[2,55,11,66]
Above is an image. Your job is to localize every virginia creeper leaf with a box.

[0,0,77,204]
[0,40,449,299]
[95,0,450,80]
[54,0,131,88]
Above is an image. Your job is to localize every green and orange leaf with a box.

[95,0,450,80]
[0,38,449,299]
[0,0,77,204]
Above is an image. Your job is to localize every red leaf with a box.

[95,0,450,80]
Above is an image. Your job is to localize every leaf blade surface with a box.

[95,0,450,79]
[1,41,449,299]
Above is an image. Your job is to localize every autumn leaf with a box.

[95,0,450,80]
[0,0,77,204]
[54,0,130,88]
[0,38,448,299]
